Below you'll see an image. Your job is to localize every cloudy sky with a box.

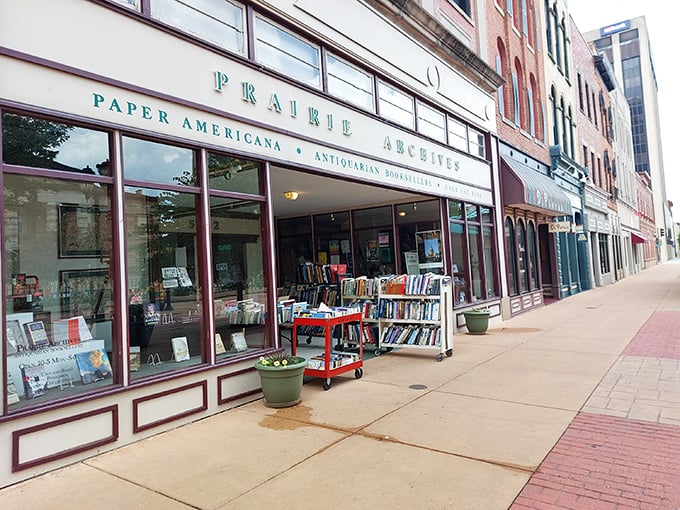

[568,0,678,209]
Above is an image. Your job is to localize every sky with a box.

[567,0,679,209]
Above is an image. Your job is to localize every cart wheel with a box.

[306,337,312,344]
[446,349,453,357]
[355,368,363,379]
[374,349,382,356]
[322,379,332,391]
[436,353,444,362]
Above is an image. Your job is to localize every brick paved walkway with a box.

[511,312,680,509]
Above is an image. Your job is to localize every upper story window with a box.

[417,102,446,143]
[112,0,140,10]
[254,16,321,89]
[468,127,486,159]
[378,81,415,129]
[326,53,374,111]
[151,0,245,55]
[449,0,471,16]
[448,117,468,152]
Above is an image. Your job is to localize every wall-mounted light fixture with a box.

[283,191,299,201]
[398,211,407,217]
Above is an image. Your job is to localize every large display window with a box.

[3,113,115,409]
[1,111,271,410]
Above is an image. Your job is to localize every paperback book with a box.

[75,349,113,384]
[21,364,48,399]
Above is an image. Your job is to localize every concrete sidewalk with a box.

[3,262,680,509]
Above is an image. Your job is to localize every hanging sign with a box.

[548,221,571,233]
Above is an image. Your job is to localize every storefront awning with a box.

[501,157,573,216]
[631,232,646,244]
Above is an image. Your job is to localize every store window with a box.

[598,234,611,274]
[504,217,518,295]
[378,81,415,129]
[527,221,539,290]
[313,211,351,271]
[3,113,114,410]
[396,200,442,276]
[277,216,313,289]
[327,53,374,111]
[208,154,261,195]
[254,16,321,89]
[211,196,267,360]
[449,201,468,305]
[151,0,246,55]
[417,102,446,143]
[516,219,528,293]
[122,137,202,378]
[352,206,394,277]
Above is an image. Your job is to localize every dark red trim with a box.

[216,366,260,405]
[12,404,118,472]
[132,380,207,433]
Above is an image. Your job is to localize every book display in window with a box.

[75,349,113,384]
[171,336,190,362]
[21,365,48,399]
[23,320,50,349]
[375,273,454,361]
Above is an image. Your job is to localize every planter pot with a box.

[463,310,490,335]
[254,357,306,408]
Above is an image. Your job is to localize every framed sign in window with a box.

[58,204,110,258]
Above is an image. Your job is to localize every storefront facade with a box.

[0,0,502,486]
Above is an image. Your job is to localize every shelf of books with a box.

[339,276,384,349]
[375,273,454,361]
[291,309,364,390]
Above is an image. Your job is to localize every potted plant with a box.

[463,307,490,335]
[254,352,307,408]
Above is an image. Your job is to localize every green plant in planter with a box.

[254,352,307,408]
[463,307,490,335]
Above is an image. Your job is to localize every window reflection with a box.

[211,197,268,359]
[123,136,196,186]
[151,0,245,55]
[378,81,415,129]
[208,154,261,194]
[327,54,374,111]
[125,186,202,378]
[2,113,110,175]
[254,16,321,88]
[4,174,114,410]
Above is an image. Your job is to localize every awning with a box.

[501,157,572,216]
[631,232,646,244]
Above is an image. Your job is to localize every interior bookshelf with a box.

[375,273,453,361]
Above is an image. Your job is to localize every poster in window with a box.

[416,230,443,266]
[366,240,379,262]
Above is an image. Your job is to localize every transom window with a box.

[378,81,415,129]
[254,16,321,89]
[417,102,446,143]
[151,0,245,55]
[326,53,374,111]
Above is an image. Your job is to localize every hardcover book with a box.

[21,364,48,399]
[23,320,50,349]
[75,349,113,384]
[171,336,190,361]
